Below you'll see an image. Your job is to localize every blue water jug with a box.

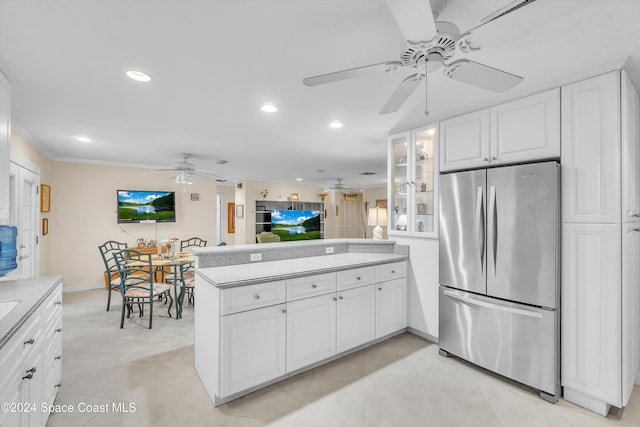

[0,225,18,276]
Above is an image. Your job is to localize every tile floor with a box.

[48,289,640,427]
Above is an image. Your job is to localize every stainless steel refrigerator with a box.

[438,161,560,402]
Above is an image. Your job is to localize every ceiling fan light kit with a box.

[303,0,534,115]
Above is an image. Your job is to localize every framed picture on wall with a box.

[227,203,235,234]
[236,204,244,218]
[40,184,51,212]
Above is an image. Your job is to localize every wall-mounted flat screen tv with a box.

[271,210,322,241]
[117,190,176,223]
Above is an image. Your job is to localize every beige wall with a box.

[50,161,217,286]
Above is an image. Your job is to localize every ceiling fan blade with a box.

[385,0,437,43]
[303,62,396,86]
[466,0,597,48]
[445,59,522,92]
[380,73,422,114]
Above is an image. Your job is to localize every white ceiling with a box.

[2,0,640,189]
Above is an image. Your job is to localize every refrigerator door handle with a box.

[488,185,497,276]
[443,289,543,319]
[475,186,485,272]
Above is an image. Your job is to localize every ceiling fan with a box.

[323,178,362,193]
[303,0,535,115]
[152,153,224,184]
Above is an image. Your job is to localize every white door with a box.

[439,108,490,172]
[8,160,39,279]
[490,88,560,165]
[622,222,640,405]
[286,293,336,372]
[562,222,621,410]
[219,304,286,397]
[375,278,407,338]
[337,285,376,353]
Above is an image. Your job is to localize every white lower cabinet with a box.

[376,278,407,338]
[202,260,408,405]
[286,294,337,372]
[0,281,62,427]
[220,303,286,397]
[336,285,376,353]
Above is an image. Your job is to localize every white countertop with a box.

[197,252,407,288]
[0,275,63,350]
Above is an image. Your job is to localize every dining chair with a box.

[98,240,128,311]
[179,237,207,305]
[112,249,173,329]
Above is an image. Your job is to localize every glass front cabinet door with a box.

[388,126,438,238]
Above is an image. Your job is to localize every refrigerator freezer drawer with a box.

[439,287,558,396]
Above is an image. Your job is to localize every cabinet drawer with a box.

[42,286,63,324]
[221,281,286,315]
[375,262,406,282]
[337,267,375,290]
[287,273,336,301]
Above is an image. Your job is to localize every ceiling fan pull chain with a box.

[424,73,429,116]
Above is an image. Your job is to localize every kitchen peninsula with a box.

[192,239,409,406]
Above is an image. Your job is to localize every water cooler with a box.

[0,225,18,276]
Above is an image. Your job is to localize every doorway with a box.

[8,155,39,279]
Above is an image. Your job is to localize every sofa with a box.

[256,231,281,243]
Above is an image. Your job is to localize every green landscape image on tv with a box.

[271,210,321,241]
[117,190,176,223]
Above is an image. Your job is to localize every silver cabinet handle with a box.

[483,157,489,161]
[23,366,37,380]
[281,309,287,314]
[55,383,62,388]
[19,254,29,260]
[55,301,62,306]
[24,338,35,345]
[339,296,344,300]
[491,156,497,160]
[55,355,62,360]
[378,287,382,291]
[311,284,317,289]
[333,297,338,301]
[391,270,396,274]
[356,276,361,280]
[633,227,640,232]
[254,295,260,300]
[19,244,26,249]
[55,328,62,333]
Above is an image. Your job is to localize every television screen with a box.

[271,210,322,241]
[117,190,176,223]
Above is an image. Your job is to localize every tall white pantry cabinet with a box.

[561,67,640,415]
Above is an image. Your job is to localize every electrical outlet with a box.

[325,247,334,254]
[250,253,262,262]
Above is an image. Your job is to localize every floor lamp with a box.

[367,207,388,240]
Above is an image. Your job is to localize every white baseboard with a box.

[407,327,437,343]
[62,282,104,293]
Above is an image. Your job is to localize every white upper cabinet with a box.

[439,89,560,173]
[490,88,560,165]
[622,70,640,222]
[0,70,10,224]
[388,126,438,238]
[439,109,490,172]
[562,71,621,224]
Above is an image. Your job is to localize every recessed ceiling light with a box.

[261,103,278,113]
[76,136,93,143]
[329,121,343,129]
[126,70,151,82]
[296,178,303,181]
